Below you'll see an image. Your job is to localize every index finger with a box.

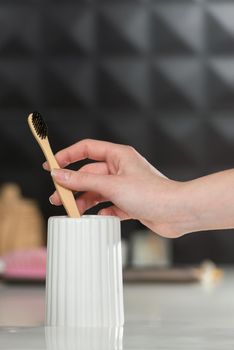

[43,139,122,169]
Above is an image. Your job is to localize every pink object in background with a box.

[0,248,46,281]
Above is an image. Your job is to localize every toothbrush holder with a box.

[45,215,124,327]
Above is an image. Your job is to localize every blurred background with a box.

[1,0,234,275]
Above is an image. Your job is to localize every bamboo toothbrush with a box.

[28,111,80,218]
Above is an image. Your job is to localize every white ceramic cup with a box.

[45,215,124,327]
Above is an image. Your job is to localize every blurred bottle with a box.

[0,183,45,255]
[131,229,171,268]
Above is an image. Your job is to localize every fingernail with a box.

[42,162,48,170]
[49,196,54,205]
[51,169,70,181]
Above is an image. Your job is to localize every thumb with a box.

[51,168,115,198]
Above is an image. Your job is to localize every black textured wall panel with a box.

[1,0,234,263]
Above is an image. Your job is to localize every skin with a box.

[43,139,234,238]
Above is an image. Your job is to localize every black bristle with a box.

[31,111,48,139]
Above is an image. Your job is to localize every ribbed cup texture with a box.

[45,326,123,350]
[45,215,124,327]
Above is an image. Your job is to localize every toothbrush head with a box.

[29,111,48,140]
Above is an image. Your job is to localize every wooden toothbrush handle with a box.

[41,139,80,218]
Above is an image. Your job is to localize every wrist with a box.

[147,180,197,238]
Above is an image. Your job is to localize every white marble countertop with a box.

[0,269,234,349]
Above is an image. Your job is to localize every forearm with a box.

[171,169,234,235]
